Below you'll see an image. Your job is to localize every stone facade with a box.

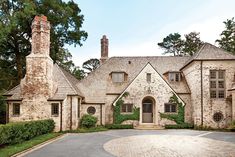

[5,16,235,130]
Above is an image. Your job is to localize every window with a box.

[87,106,96,115]
[168,72,181,82]
[213,112,223,122]
[147,73,151,82]
[210,70,225,98]
[121,104,133,113]
[112,72,125,83]
[13,103,20,116]
[164,103,177,113]
[51,103,59,116]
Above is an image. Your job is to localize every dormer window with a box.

[111,72,127,83]
[169,72,181,82]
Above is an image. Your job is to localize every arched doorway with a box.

[142,97,154,123]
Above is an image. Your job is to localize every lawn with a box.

[0,133,63,157]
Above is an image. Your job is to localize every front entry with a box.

[142,98,154,123]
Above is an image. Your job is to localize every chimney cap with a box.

[34,15,48,22]
[102,35,107,39]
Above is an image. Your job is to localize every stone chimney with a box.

[21,15,54,99]
[100,35,109,63]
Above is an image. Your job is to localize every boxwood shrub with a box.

[0,119,55,145]
[80,114,97,128]
[105,124,133,129]
[165,123,194,129]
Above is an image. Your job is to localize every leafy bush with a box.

[105,124,133,129]
[80,114,97,128]
[165,123,194,129]
[0,119,55,145]
[228,121,235,132]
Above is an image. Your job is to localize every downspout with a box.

[200,61,204,126]
[100,104,102,125]
[60,101,63,132]
[6,102,9,123]
[70,96,72,130]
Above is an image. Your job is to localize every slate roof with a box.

[4,64,84,101]
[181,43,235,70]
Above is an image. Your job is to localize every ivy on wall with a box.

[160,94,185,124]
[113,92,140,124]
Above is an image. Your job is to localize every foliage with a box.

[165,123,194,129]
[66,126,108,133]
[0,119,55,145]
[72,66,86,80]
[183,32,204,56]
[82,58,100,73]
[158,32,203,56]
[105,124,133,129]
[216,17,235,54]
[158,33,184,56]
[160,94,185,124]
[113,92,140,124]
[0,133,62,157]
[0,91,6,124]
[227,120,235,131]
[80,114,97,128]
[0,0,88,89]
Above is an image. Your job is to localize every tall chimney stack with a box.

[100,35,109,63]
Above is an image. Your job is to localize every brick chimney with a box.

[100,35,109,63]
[21,15,54,99]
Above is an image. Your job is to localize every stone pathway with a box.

[104,135,235,157]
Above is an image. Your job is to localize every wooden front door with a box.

[142,101,153,123]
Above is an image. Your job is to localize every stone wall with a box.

[183,60,235,128]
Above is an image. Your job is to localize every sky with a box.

[65,0,235,67]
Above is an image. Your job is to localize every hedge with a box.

[0,119,55,145]
[165,123,194,129]
[105,124,133,129]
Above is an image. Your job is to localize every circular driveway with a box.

[24,129,235,157]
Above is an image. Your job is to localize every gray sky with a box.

[65,0,235,67]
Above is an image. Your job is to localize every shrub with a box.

[80,114,97,128]
[228,120,235,132]
[105,124,133,129]
[165,123,194,129]
[0,119,55,145]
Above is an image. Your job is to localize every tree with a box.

[183,32,203,56]
[0,0,88,90]
[82,58,100,72]
[157,33,184,56]
[72,67,85,80]
[158,32,203,56]
[216,17,235,54]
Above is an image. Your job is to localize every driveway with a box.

[23,129,235,157]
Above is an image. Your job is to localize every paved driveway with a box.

[24,129,235,157]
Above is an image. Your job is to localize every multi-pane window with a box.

[13,103,20,115]
[147,73,151,82]
[51,103,59,116]
[112,72,125,83]
[169,72,181,82]
[164,103,177,113]
[210,70,225,98]
[121,104,133,113]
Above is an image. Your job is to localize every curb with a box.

[12,133,67,157]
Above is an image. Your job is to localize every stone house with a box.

[4,16,235,131]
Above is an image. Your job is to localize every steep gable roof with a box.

[113,62,185,105]
[181,43,235,70]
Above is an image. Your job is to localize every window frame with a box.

[51,103,59,117]
[121,103,133,113]
[111,72,125,83]
[168,72,181,82]
[13,103,20,116]
[146,73,151,83]
[164,103,177,113]
[210,70,225,99]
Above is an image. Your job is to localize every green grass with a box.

[0,133,62,157]
[67,126,108,133]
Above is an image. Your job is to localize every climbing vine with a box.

[160,94,185,124]
[113,92,140,124]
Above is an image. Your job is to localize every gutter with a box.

[200,61,204,126]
